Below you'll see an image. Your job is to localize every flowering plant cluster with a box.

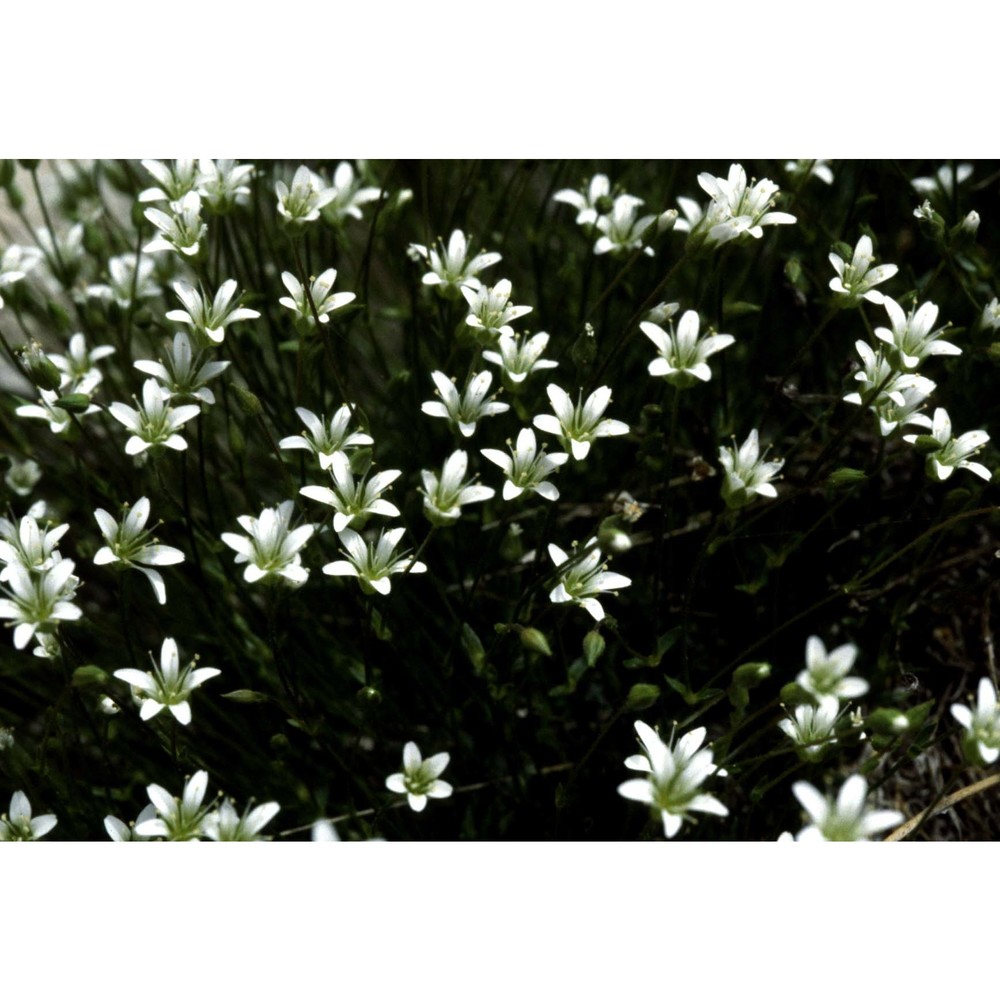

[0,159,997,842]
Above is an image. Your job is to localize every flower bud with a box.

[232,384,262,417]
[597,516,632,555]
[16,341,62,392]
[583,629,605,667]
[461,623,486,671]
[962,210,981,235]
[656,209,678,234]
[626,683,660,711]
[865,708,909,736]
[732,661,771,689]
[519,627,553,658]
[826,467,867,490]
[55,393,92,414]
[0,160,15,188]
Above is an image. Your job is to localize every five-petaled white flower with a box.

[640,310,735,388]
[778,701,840,762]
[843,340,935,437]
[617,721,728,839]
[108,378,201,457]
[718,428,783,509]
[0,513,69,582]
[166,279,260,348]
[113,636,220,726]
[874,298,960,372]
[134,331,231,405]
[553,173,612,227]
[829,235,898,307]
[950,677,1000,766]
[481,427,568,502]
[0,790,57,841]
[278,405,373,470]
[221,500,315,586]
[196,158,254,213]
[385,741,452,812]
[421,370,509,438]
[135,770,214,841]
[796,635,868,710]
[791,775,902,842]
[420,450,495,526]
[93,497,185,605]
[279,269,356,327]
[138,158,200,205]
[693,164,796,249]
[275,165,337,225]
[481,331,558,387]
[203,798,281,841]
[300,452,401,533]
[143,190,207,257]
[0,244,43,309]
[48,332,116,396]
[593,194,657,257]
[409,229,502,295]
[0,557,82,650]
[903,407,992,482]
[533,384,629,461]
[461,278,532,342]
[86,253,158,310]
[321,161,382,224]
[548,537,631,621]
[322,526,426,595]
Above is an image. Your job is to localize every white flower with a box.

[842,340,932,424]
[481,427,568,502]
[135,770,213,841]
[385,741,452,812]
[311,819,340,841]
[93,496,185,604]
[409,229,502,295]
[138,158,200,205]
[548,537,631,621]
[108,378,201,457]
[203,799,281,841]
[593,194,656,257]
[982,297,1000,332]
[784,159,835,185]
[48,332,115,396]
[532,384,629,461]
[113,636,220,726]
[0,244,43,309]
[322,526,426,595]
[134,331,231,405]
[279,269,355,327]
[104,804,158,842]
[0,790,57,841]
[275,165,337,225]
[196,158,254,213]
[221,500,315,586]
[16,387,99,434]
[420,450,494,525]
[0,513,69,581]
[0,557,82,650]
[693,164,796,248]
[278,405,374,470]
[421,370,509,438]
[796,636,867,709]
[829,235,898,307]
[4,458,42,498]
[912,163,973,198]
[874,298,960,372]
[792,775,902,842]
[481,331,558,386]
[553,173,611,227]
[461,279,532,342]
[86,254,158,309]
[903,407,991,482]
[871,377,936,438]
[321,161,382,223]
[640,310,735,388]
[300,452,401,533]
[617,721,727,839]
[36,223,85,283]
[672,196,705,235]
[143,191,207,257]
[718,428,784,509]
[778,701,840,761]
[166,279,259,347]
[950,677,1000,765]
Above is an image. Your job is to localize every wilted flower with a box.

[718,429,784,509]
[791,775,902,842]
[420,450,494,525]
[903,407,991,482]
[134,331,231,405]
[279,269,355,327]
[322,526,426,595]
[829,235,898,307]
[874,298,960,372]
[950,677,1000,765]
[617,721,727,839]
[533,384,629,461]
[135,770,214,841]
[409,229,501,296]
[143,191,207,257]
[114,636,220,725]
[93,496,185,604]
[108,378,201,457]
[4,457,42,497]
[796,635,867,709]
[221,500,315,586]
[279,405,373,470]
[0,790,57,841]
[166,279,259,348]
[421,370,509,438]
[640,310,735,388]
[385,741,452,812]
[548,537,631,621]
[481,427,569,501]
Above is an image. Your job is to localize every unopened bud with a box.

[232,384,262,417]
[16,342,62,392]
[583,630,605,667]
[519,627,553,658]
[827,467,867,490]
[626,683,660,711]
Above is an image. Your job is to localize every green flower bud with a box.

[232,384,262,417]
[55,393,92,414]
[461,623,486,671]
[16,342,62,392]
[827,467,867,489]
[519,627,553,658]
[71,665,110,687]
[583,630,605,667]
[732,661,771,689]
[626,683,660,711]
